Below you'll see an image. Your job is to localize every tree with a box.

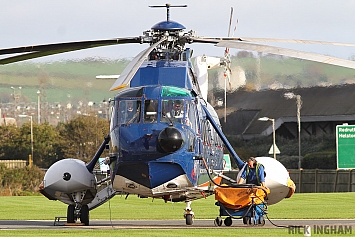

[58,115,109,162]
[18,122,63,168]
[0,121,62,168]
[0,125,26,160]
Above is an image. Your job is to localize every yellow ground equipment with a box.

[214,184,270,226]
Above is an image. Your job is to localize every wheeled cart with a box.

[214,185,269,227]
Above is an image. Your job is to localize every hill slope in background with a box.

[1,54,355,104]
[0,58,130,104]
[220,53,355,92]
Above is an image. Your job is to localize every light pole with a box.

[284,92,302,169]
[37,90,41,124]
[258,117,276,159]
[19,114,33,167]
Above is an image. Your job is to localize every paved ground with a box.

[0,219,354,230]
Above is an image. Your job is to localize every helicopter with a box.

[2,4,355,226]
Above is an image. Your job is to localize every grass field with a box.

[0,229,304,236]
[0,193,354,236]
[1,229,315,236]
[1,192,355,220]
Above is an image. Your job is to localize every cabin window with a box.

[185,129,195,152]
[186,100,197,130]
[110,100,117,129]
[144,100,158,123]
[117,100,141,124]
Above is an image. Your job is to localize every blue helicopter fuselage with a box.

[109,55,225,200]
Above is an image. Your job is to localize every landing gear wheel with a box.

[67,204,75,223]
[80,204,89,226]
[224,216,232,226]
[185,214,193,225]
[242,216,249,225]
[258,216,265,226]
[214,217,222,226]
[248,217,255,226]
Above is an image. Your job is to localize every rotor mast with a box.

[149,3,187,22]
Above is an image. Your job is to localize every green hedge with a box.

[302,151,336,169]
[0,164,44,196]
[276,156,299,169]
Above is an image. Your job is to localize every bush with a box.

[302,151,336,169]
[226,134,337,169]
[277,156,300,169]
[0,164,44,196]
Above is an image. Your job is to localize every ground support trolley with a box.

[214,185,269,227]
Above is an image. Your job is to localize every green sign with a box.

[336,125,355,169]
[223,154,232,171]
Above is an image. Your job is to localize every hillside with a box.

[220,54,355,91]
[0,58,130,104]
[1,54,355,105]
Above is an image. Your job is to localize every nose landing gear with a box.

[183,201,195,225]
[67,203,89,226]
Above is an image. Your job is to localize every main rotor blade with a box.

[109,37,167,91]
[198,37,355,47]
[227,7,233,37]
[0,48,82,65]
[0,37,141,65]
[191,38,355,70]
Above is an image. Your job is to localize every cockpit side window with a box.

[144,100,158,123]
[118,100,141,124]
[161,99,194,126]
[161,99,185,124]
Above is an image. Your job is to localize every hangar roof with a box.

[218,84,355,138]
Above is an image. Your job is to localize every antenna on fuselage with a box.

[149,3,187,21]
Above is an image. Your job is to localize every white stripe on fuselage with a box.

[112,174,193,197]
